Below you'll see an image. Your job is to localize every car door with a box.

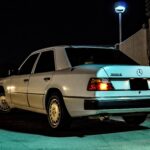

[11,53,39,106]
[27,50,55,109]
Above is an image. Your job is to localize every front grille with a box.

[130,78,148,90]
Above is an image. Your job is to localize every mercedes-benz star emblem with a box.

[136,69,143,76]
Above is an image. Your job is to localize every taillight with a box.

[87,78,114,91]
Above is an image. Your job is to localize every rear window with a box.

[65,48,138,67]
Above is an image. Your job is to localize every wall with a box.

[119,28,149,65]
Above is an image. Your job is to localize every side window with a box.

[34,51,55,73]
[19,54,38,75]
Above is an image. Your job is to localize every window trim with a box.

[18,53,40,75]
[33,50,55,74]
[30,53,41,74]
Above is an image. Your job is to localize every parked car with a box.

[0,45,150,129]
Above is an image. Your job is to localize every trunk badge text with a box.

[111,73,122,77]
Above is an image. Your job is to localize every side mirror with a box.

[8,69,18,76]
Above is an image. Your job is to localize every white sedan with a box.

[0,45,150,129]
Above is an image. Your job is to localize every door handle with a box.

[44,77,50,81]
[24,79,29,82]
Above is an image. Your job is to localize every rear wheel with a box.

[122,114,147,126]
[47,93,71,130]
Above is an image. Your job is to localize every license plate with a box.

[130,78,148,90]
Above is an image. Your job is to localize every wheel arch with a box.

[45,88,64,111]
[0,86,5,96]
[45,87,72,129]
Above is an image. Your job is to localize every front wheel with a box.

[122,114,147,126]
[47,93,71,130]
[0,95,11,113]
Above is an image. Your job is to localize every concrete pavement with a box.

[0,111,150,150]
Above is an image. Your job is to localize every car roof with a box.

[30,45,116,55]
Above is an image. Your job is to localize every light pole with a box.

[114,1,126,45]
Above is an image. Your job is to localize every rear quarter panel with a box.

[48,72,95,98]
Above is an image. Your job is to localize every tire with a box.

[122,114,147,126]
[47,93,71,130]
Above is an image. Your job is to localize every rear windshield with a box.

[65,48,138,67]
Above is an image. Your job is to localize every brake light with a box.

[87,78,114,91]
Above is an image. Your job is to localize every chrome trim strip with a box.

[63,95,150,99]
[12,92,44,96]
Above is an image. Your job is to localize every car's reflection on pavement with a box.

[0,110,150,150]
[0,109,149,137]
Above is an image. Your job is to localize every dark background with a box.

[0,0,146,77]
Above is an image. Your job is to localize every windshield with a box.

[65,48,139,67]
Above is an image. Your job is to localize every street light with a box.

[114,1,126,45]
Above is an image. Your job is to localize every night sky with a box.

[0,0,146,77]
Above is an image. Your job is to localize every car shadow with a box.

[0,109,149,137]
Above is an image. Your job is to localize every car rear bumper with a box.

[84,99,150,110]
[64,96,150,117]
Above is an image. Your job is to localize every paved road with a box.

[0,110,150,150]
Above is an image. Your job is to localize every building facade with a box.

[119,0,150,66]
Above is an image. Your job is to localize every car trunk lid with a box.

[97,65,150,91]
[98,65,150,78]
